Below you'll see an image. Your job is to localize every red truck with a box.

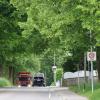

[16,72,32,87]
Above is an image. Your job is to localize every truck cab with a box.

[16,72,32,87]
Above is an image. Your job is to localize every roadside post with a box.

[52,65,57,86]
[77,64,80,91]
[87,51,96,93]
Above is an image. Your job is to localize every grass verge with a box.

[0,77,12,87]
[69,82,100,100]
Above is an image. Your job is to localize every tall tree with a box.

[0,0,22,76]
[10,0,100,83]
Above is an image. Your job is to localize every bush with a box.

[0,78,12,87]
[56,68,63,81]
[50,68,63,86]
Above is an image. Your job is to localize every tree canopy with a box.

[0,0,99,85]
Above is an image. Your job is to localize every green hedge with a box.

[0,78,12,87]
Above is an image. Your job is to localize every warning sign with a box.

[87,52,96,61]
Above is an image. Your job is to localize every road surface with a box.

[0,87,88,100]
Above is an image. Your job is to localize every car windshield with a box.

[34,77,43,79]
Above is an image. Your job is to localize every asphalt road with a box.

[0,87,88,100]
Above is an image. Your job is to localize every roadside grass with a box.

[0,77,12,87]
[69,82,100,100]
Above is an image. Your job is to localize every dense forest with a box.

[0,0,100,85]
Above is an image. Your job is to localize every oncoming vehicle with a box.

[32,73,45,87]
[16,72,32,87]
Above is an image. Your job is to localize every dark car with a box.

[32,73,45,86]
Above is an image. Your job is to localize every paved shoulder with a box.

[52,87,88,100]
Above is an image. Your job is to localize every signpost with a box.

[87,51,96,93]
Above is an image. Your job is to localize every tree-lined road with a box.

[0,87,88,100]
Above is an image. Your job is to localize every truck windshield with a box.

[18,77,28,81]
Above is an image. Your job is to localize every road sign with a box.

[52,66,57,72]
[87,52,96,61]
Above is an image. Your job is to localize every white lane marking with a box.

[48,86,51,100]
[57,94,63,100]
[49,92,51,100]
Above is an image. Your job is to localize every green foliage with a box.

[89,89,100,100]
[8,54,41,74]
[40,63,53,86]
[56,68,63,81]
[0,0,99,85]
[63,58,77,72]
[10,0,99,85]
[0,78,12,87]
[0,0,22,65]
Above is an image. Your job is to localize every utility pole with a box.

[83,52,87,92]
[90,30,94,93]
[77,64,80,90]
[45,70,47,86]
[88,61,91,83]
[52,51,57,86]
[90,47,94,93]
[87,30,96,93]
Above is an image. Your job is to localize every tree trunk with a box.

[9,66,13,82]
[97,46,100,81]
[9,66,15,85]
[12,67,15,84]
[0,64,3,77]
